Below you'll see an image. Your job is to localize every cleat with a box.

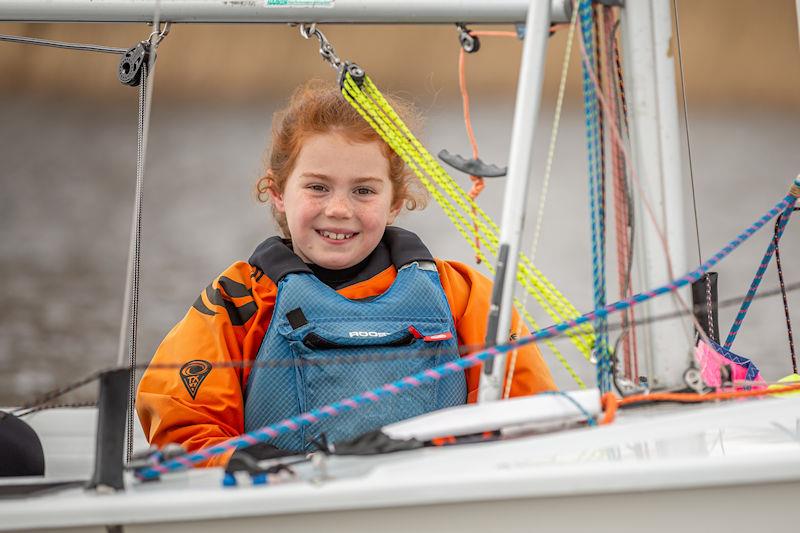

[438,149,507,178]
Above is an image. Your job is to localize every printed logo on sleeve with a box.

[180,359,212,399]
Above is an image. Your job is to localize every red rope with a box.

[600,7,637,380]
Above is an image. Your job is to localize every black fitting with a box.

[118,42,150,87]
[482,244,510,374]
[87,368,130,492]
[691,272,719,344]
[456,24,480,54]
[338,62,365,90]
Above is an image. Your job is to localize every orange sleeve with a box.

[135,262,276,467]
[436,259,556,402]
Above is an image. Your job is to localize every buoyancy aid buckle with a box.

[408,325,454,343]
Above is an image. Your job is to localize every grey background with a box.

[1,98,798,405]
[1,4,799,404]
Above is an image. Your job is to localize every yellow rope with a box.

[357,78,595,356]
[342,75,592,386]
[343,76,592,373]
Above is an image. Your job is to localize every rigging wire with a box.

[575,8,716,371]
[671,0,704,266]
[117,5,168,465]
[773,208,799,374]
[0,15,169,463]
[0,33,128,54]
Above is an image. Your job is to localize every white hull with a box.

[5,395,800,532]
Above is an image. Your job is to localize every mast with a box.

[480,0,693,398]
[620,0,692,390]
[477,0,552,403]
[0,0,571,24]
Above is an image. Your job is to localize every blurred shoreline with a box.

[1,0,799,109]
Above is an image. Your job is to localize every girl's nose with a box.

[324,193,353,218]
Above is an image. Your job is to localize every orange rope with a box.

[619,382,800,406]
[598,382,800,427]
[458,46,484,263]
[456,26,567,264]
[457,30,518,263]
[469,30,518,38]
[600,391,618,424]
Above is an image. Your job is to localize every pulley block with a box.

[118,42,150,87]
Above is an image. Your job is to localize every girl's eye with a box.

[354,187,375,195]
[307,184,327,192]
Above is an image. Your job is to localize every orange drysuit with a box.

[137,235,555,466]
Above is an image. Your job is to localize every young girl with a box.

[137,82,555,465]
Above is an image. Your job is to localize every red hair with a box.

[256,80,427,236]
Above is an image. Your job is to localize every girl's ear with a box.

[266,172,286,213]
[386,198,403,225]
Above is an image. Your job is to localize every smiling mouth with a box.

[317,230,357,241]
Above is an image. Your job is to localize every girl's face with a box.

[269,131,401,270]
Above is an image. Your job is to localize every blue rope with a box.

[539,390,597,426]
[724,200,796,349]
[579,0,610,392]
[137,181,797,479]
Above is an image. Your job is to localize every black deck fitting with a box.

[87,368,130,492]
[691,272,719,344]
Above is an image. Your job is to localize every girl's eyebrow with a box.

[299,172,331,181]
[352,176,384,184]
[299,172,384,184]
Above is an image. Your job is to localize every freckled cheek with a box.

[358,210,391,234]
[291,199,324,225]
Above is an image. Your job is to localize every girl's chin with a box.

[315,255,366,270]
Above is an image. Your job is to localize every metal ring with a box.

[148,21,171,46]
[299,23,317,40]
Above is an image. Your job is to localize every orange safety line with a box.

[599,391,618,424]
[599,383,800,426]
[619,382,800,406]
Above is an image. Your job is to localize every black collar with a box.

[248,226,434,289]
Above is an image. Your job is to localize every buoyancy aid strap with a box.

[383,226,434,266]
[286,308,309,330]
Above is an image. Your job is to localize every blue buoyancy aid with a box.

[243,228,467,452]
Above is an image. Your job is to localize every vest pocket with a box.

[283,322,458,449]
[301,327,416,350]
